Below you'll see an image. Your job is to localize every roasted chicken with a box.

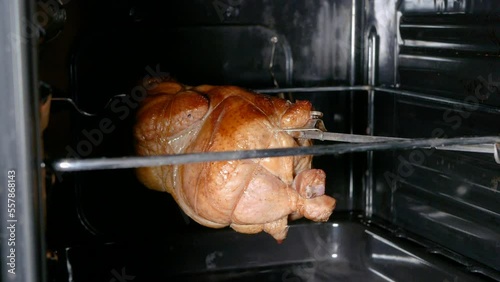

[133,81,336,241]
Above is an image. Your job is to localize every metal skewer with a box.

[286,130,496,154]
[50,136,500,172]
[283,111,498,155]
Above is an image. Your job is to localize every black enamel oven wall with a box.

[32,0,500,281]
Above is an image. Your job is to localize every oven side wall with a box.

[369,0,500,272]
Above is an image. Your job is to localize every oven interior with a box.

[6,0,500,281]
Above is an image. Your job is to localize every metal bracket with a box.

[495,143,500,164]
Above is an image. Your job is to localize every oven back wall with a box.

[42,0,362,246]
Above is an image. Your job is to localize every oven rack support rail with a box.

[50,85,500,172]
[51,85,500,122]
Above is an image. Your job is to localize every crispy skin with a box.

[134,81,336,241]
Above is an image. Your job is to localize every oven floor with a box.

[61,218,489,282]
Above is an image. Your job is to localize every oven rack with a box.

[49,85,500,173]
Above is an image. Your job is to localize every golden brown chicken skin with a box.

[134,81,336,241]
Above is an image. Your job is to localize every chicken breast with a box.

[133,81,336,241]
